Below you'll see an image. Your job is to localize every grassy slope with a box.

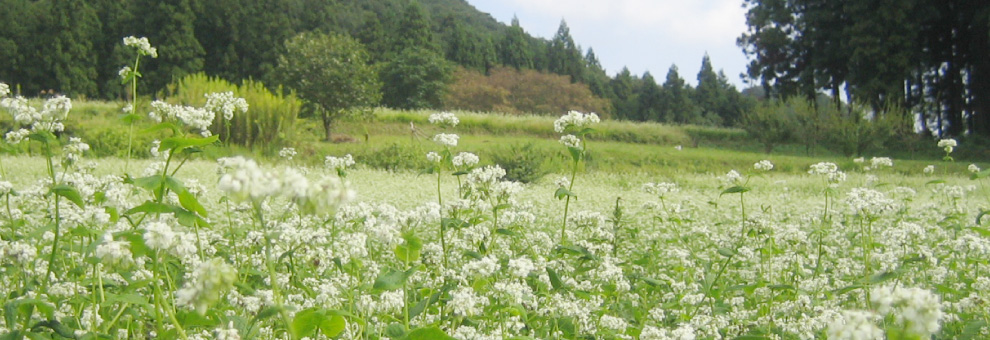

[1,100,976,175]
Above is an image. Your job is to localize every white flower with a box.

[0,82,9,97]
[95,233,131,266]
[278,147,296,160]
[433,133,459,147]
[63,137,90,162]
[853,157,865,164]
[5,129,30,144]
[149,101,215,136]
[675,145,683,151]
[845,187,896,216]
[143,221,175,250]
[923,165,935,174]
[937,138,957,153]
[553,110,600,133]
[555,176,570,188]
[123,36,158,58]
[754,160,774,171]
[175,258,237,315]
[449,287,487,316]
[809,162,846,183]
[968,164,980,173]
[508,257,534,278]
[643,182,678,197]
[723,169,743,185]
[826,310,883,340]
[217,156,280,202]
[428,111,459,128]
[325,154,355,171]
[869,157,893,169]
[204,92,248,121]
[559,134,581,148]
[452,152,479,168]
[426,151,442,163]
[118,66,132,80]
[870,285,944,337]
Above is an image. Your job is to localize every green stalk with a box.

[560,157,579,245]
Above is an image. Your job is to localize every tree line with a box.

[0,0,754,128]
[739,0,990,138]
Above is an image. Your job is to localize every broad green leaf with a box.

[27,131,56,144]
[408,298,429,320]
[395,243,421,263]
[976,212,989,226]
[547,268,564,290]
[971,169,990,180]
[720,186,751,196]
[385,323,406,338]
[51,184,84,208]
[374,269,411,291]
[128,175,163,192]
[119,113,142,124]
[554,187,576,200]
[126,201,175,215]
[178,189,207,217]
[717,247,737,257]
[567,146,583,162]
[291,307,322,339]
[406,326,456,340]
[969,226,990,237]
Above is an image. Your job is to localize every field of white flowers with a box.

[2,37,990,340]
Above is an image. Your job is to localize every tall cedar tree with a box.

[50,0,101,97]
[547,19,584,83]
[498,16,533,70]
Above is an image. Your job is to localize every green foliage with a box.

[130,0,205,95]
[168,73,301,149]
[821,101,912,157]
[490,142,549,183]
[740,99,796,154]
[50,0,101,98]
[276,31,381,141]
[380,47,453,110]
[358,142,428,172]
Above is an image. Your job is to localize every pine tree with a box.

[498,16,533,70]
[130,0,205,94]
[609,67,640,120]
[50,0,101,97]
[636,72,663,122]
[547,19,584,82]
[393,1,437,55]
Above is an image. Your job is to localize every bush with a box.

[490,142,549,183]
[358,142,428,172]
[822,101,911,157]
[739,100,796,153]
[445,66,610,115]
[168,73,301,150]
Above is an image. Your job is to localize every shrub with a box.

[358,142,428,172]
[445,66,610,115]
[739,100,796,154]
[490,142,549,183]
[168,73,301,150]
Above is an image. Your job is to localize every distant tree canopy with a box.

[739,0,990,137]
[0,0,750,128]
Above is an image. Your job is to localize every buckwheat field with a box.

[0,38,988,340]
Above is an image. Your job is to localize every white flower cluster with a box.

[869,157,893,169]
[845,187,897,216]
[217,157,280,202]
[433,133,459,147]
[937,138,957,153]
[871,285,944,337]
[0,82,9,97]
[426,151,442,163]
[968,164,980,173]
[217,156,354,213]
[5,129,29,144]
[278,147,296,161]
[325,154,355,171]
[204,91,248,121]
[118,66,132,81]
[723,169,743,185]
[428,111,459,128]
[924,165,935,174]
[149,101,215,137]
[826,310,883,340]
[1,95,71,132]
[63,137,90,162]
[123,36,158,58]
[553,110,600,133]
[452,152,479,168]
[754,160,774,171]
[176,258,237,315]
[449,286,488,316]
[559,134,581,148]
[809,162,847,183]
[643,182,678,197]
[95,233,131,266]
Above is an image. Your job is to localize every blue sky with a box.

[464,0,752,89]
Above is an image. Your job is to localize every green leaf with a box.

[408,298,429,320]
[969,226,990,237]
[925,179,946,185]
[554,187,576,200]
[720,186,751,196]
[291,307,322,339]
[374,269,411,291]
[125,201,176,215]
[178,190,207,217]
[406,326,456,340]
[51,184,84,208]
[128,175,163,192]
[869,270,899,284]
[119,113,142,125]
[717,247,737,257]
[971,169,990,180]
[385,323,406,338]
[395,243,421,263]
[27,131,56,144]
[547,268,564,290]
[567,146,583,162]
